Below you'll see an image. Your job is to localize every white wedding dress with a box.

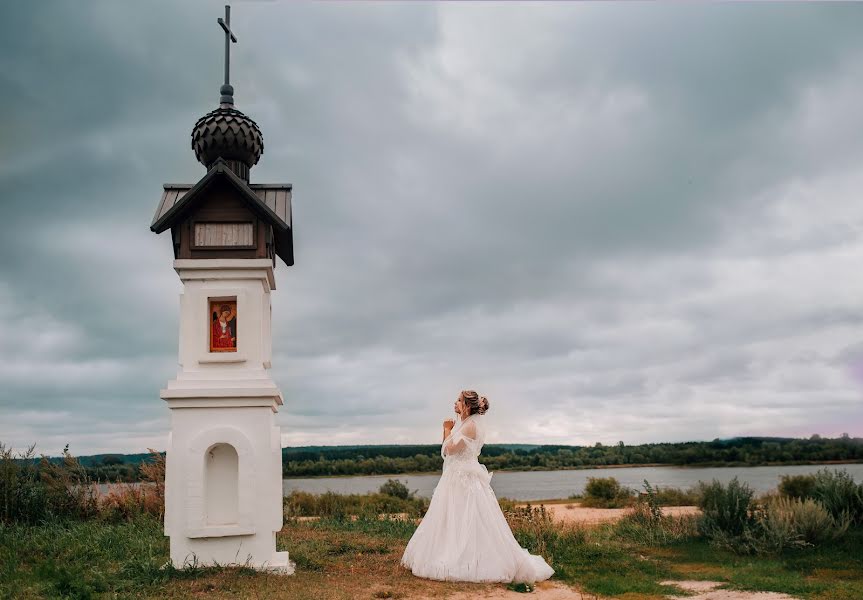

[400,413,554,584]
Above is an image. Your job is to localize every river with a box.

[283,463,863,501]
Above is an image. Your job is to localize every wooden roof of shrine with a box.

[150,158,293,266]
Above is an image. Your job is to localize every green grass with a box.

[545,527,678,597]
[2,512,863,599]
[302,514,419,541]
[0,516,265,599]
[502,501,863,599]
[656,528,863,600]
[284,490,429,519]
[0,515,171,598]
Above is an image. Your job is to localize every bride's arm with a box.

[443,421,477,455]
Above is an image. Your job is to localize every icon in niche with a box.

[210,300,237,352]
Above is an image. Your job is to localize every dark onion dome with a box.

[191,104,264,170]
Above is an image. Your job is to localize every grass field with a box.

[2,510,862,599]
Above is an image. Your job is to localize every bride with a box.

[400,390,555,584]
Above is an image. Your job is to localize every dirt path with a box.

[411,580,801,600]
[410,581,590,599]
[411,580,802,600]
[662,580,801,600]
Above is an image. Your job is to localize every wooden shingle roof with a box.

[150,158,293,266]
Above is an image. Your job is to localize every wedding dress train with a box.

[400,413,554,583]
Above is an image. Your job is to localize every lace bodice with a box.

[441,414,486,463]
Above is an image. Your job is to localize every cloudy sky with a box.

[2,2,863,456]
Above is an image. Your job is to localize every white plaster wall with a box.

[177,265,266,374]
[161,259,292,573]
[164,405,287,569]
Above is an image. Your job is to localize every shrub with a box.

[581,477,635,508]
[585,477,622,501]
[697,477,754,538]
[754,499,806,553]
[697,478,854,555]
[764,496,850,546]
[726,496,852,554]
[378,478,413,500]
[778,473,817,500]
[811,468,863,524]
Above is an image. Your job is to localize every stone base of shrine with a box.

[161,387,290,575]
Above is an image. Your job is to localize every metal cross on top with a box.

[218,5,238,105]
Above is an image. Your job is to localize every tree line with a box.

[279,435,863,477]
[51,434,863,482]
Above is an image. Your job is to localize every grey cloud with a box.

[2,2,863,454]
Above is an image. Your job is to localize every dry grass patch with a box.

[135,520,474,600]
[269,518,480,600]
[805,567,860,581]
[667,561,733,581]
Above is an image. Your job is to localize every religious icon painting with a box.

[209,299,237,352]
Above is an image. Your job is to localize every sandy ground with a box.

[662,580,801,600]
[515,502,701,525]
[292,502,701,526]
[410,580,592,599]
[411,580,802,600]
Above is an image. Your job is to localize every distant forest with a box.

[40,434,863,483]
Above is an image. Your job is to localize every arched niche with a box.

[186,426,257,538]
[204,443,239,525]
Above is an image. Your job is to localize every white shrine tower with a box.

[149,5,294,573]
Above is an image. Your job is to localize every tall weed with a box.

[505,503,588,568]
[0,442,48,524]
[614,480,698,546]
[811,468,863,524]
[99,449,165,522]
[697,477,754,538]
[763,496,850,546]
[38,445,100,522]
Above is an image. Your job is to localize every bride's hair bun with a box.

[460,390,490,415]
